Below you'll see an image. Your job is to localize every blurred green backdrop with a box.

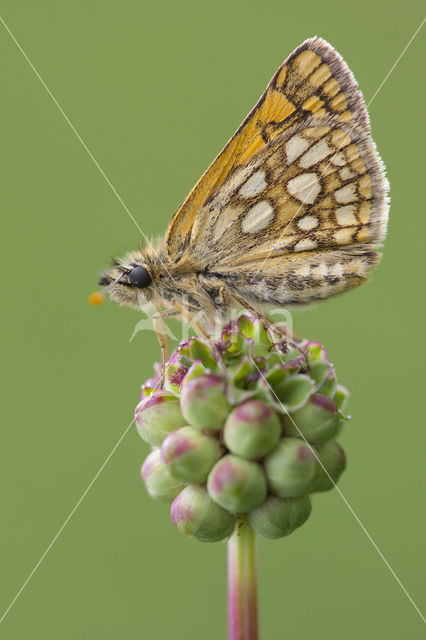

[1,1,425,638]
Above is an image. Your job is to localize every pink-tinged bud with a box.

[180,374,231,431]
[141,449,186,502]
[135,391,186,446]
[223,400,281,460]
[264,438,316,497]
[248,495,312,538]
[207,455,267,514]
[161,426,222,484]
[283,394,341,444]
[304,341,328,362]
[171,485,236,542]
[311,440,346,493]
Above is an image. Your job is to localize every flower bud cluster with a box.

[135,314,349,542]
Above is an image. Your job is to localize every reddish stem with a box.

[228,516,258,640]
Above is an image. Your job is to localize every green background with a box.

[1,1,424,638]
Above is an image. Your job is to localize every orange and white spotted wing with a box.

[166,37,389,307]
[192,114,388,305]
[166,36,373,260]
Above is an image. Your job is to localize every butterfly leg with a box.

[170,298,209,339]
[152,308,179,388]
[221,288,287,348]
[153,301,210,387]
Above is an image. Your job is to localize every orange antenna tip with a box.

[89,291,106,306]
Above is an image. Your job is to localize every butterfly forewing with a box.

[166,37,373,260]
[192,115,387,264]
[163,37,388,308]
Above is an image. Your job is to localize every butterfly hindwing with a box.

[166,37,371,259]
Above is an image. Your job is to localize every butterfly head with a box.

[99,252,154,309]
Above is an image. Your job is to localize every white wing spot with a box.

[294,238,318,252]
[295,263,311,277]
[297,215,319,230]
[330,152,346,166]
[286,134,309,163]
[329,263,344,277]
[336,205,357,226]
[242,201,274,234]
[300,139,332,168]
[350,258,366,275]
[288,172,321,204]
[339,167,356,181]
[312,264,328,278]
[335,184,357,203]
[239,170,267,197]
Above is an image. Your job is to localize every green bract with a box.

[136,315,350,542]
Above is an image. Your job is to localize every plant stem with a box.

[227,516,258,640]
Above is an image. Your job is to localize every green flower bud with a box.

[311,440,346,492]
[161,426,222,484]
[141,449,185,502]
[207,454,267,514]
[171,485,236,542]
[223,400,281,460]
[248,494,312,539]
[135,391,187,446]
[180,374,231,431]
[135,315,351,542]
[284,394,341,443]
[264,438,316,497]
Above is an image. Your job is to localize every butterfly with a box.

[98,37,389,370]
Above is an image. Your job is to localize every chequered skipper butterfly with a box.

[99,37,389,369]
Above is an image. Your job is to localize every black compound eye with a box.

[128,266,152,289]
